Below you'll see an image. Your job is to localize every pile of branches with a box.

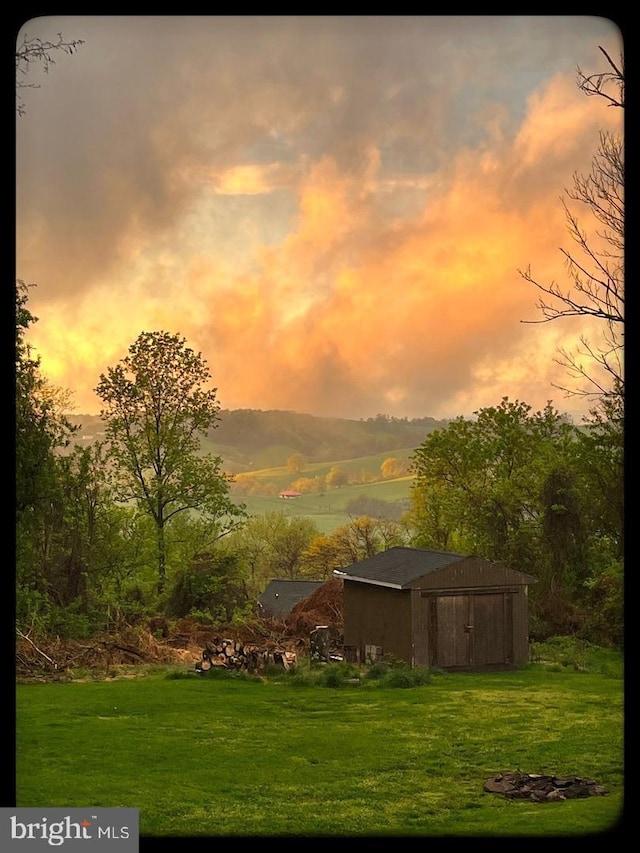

[285,577,344,639]
[16,625,195,680]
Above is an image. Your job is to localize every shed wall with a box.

[342,581,412,664]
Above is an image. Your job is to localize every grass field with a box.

[15,661,624,838]
[238,475,415,534]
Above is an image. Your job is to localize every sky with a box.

[15,15,624,423]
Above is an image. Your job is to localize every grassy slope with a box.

[237,476,415,534]
[16,666,624,838]
[64,412,423,535]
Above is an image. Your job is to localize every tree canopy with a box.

[95,331,245,593]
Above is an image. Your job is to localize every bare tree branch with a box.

[16,31,84,115]
[519,46,624,405]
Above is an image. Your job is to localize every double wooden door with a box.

[429,591,513,668]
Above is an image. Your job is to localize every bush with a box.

[580,560,624,648]
[382,665,432,688]
[529,636,623,678]
[364,661,391,680]
[317,662,360,688]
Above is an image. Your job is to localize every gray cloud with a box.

[16,15,623,420]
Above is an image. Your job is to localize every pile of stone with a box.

[484,771,608,802]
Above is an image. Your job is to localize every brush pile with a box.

[15,579,345,681]
[286,577,343,639]
[16,624,197,680]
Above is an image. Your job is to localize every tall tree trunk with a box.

[157,518,166,595]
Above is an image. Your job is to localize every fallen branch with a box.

[16,628,58,669]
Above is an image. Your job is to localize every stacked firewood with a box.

[195,638,297,674]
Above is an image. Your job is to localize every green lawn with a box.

[15,664,624,838]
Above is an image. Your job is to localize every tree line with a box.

[15,284,622,645]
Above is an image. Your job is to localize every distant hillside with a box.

[65,409,450,472]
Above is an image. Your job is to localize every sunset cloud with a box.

[17,15,623,423]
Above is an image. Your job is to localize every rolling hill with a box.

[64,409,446,534]
[65,409,449,473]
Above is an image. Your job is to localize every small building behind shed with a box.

[334,547,536,670]
[258,579,324,619]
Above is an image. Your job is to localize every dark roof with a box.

[335,547,537,588]
[334,547,467,589]
[258,579,324,617]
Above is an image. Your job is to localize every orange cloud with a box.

[25,48,623,424]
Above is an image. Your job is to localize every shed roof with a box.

[333,546,534,589]
[258,579,324,617]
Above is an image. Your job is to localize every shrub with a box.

[529,636,623,678]
[364,661,391,680]
[382,665,432,688]
[317,662,360,688]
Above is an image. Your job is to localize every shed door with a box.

[435,595,471,667]
[434,592,511,668]
[472,593,507,666]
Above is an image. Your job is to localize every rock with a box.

[546,789,566,801]
[484,772,608,802]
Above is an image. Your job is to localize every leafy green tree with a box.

[410,398,577,573]
[15,281,76,519]
[408,395,626,642]
[15,281,79,633]
[87,502,158,627]
[227,511,319,598]
[570,392,623,645]
[167,550,247,623]
[575,391,624,557]
[95,331,245,594]
[409,479,467,553]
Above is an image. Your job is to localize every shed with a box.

[258,579,324,618]
[334,547,536,670]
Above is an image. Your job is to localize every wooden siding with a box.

[343,581,412,664]
[415,555,533,590]
[342,553,533,670]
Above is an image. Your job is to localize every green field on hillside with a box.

[239,448,415,483]
[238,475,415,534]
